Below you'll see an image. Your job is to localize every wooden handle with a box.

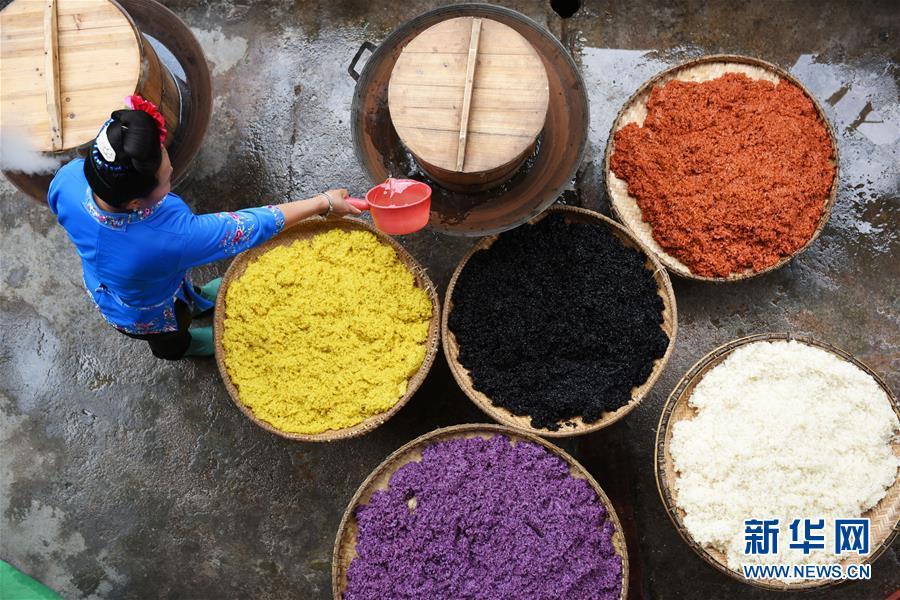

[43,0,62,151]
[455,18,482,172]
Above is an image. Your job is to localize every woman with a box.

[48,96,360,360]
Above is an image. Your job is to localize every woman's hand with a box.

[323,188,361,216]
[275,188,361,230]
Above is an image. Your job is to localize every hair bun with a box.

[109,109,162,175]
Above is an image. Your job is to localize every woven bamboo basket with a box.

[213,217,441,443]
[654,332,900,591]
[332,423,630,599]
[442,205,677,437]
[603,54,840,282]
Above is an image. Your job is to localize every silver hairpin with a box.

[96,122,117,162]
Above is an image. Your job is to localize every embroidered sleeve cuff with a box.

[267,205,286,233]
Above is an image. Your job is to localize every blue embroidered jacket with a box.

[48,159,285,334]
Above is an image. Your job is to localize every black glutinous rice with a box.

[448,214,669,430]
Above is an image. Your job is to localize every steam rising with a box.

[0,127,64,175]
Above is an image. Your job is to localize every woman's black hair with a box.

[83,109,163,207]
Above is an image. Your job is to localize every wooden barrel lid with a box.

[388,17,549,175]
[1,0,142,152]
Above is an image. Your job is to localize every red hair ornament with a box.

[124,94,168,143]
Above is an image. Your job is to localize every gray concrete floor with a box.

[2,0,898,598]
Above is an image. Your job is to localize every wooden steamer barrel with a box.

[1,0,182,186]
[388,17,549,192]
[348,4,590,236]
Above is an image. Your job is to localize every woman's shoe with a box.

[184,326,214,357]
[199,277,222,302]
[192,277,222,317]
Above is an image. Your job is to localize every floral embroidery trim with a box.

[217,211,258,256]
[88,275,209,335]
[86,283,179,334]
[267,205,286,233]
[83,187,164,229]
[113,306,178,335]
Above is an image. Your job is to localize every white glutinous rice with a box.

[670,340,898,573]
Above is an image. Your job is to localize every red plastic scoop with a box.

[347,178,432,235]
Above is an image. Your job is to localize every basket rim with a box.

[653,332,900,591]
[213,216,441,443]
[331,423,630,599]
[602,53,841,283]
[441,205,678,438]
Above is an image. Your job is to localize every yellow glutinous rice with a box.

[222,229,432,434]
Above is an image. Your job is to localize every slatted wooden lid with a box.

[1,0,142,152]
[388,17,549,174]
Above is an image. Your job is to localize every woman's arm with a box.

[279,188,360,228]
[176,188,361,270]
